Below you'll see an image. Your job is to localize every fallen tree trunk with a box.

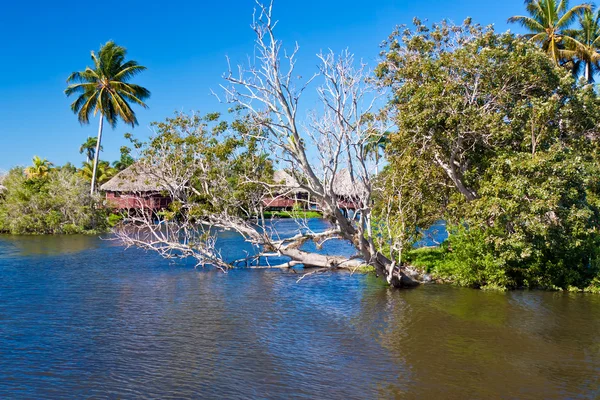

[279,247,364,269]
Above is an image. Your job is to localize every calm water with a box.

[1,227,600,399]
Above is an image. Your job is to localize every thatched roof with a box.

[332,169,367,198]
[100,164,366,197]
[272,170,307,194]
[100,163,169,192]
[273,169,366,198]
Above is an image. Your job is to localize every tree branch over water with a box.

[114,1,419,287]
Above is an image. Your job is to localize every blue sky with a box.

[0,0,526,170]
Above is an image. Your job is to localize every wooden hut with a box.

[262,170,312,210]
[262,169,363,211]
[331,169,365,210]
[100,163,172,210]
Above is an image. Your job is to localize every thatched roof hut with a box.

[101,163,173,210]
[331,169,367,198]
[100,163,169,193]
[272,170,307,194]
[272,169,366,198]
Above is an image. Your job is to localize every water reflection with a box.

[358,285,600,399]
[0,235,599,399]
[0,234,100,257]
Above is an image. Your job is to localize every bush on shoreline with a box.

[0,167,107,235]
[378,20,600,292]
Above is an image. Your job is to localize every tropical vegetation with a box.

[566,8,600,81]
[0,143,133,234]
[507,0,590,66]
[376,17,600,291]
[3,0,600,292]
[0,164,106,235]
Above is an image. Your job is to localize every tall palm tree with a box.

[25,156,53,179]
[565,8,600,82]
[508,0,590,66]
[65,41,150,195]
[79,136,103,163]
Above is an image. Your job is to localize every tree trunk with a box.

[278,237,418,287]
[586,62,592,84]
[90,116,104,195]
[434,152,476,201]
[328,205,418,288]
[280,247,364,268]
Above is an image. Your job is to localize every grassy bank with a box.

[263,210,323,219]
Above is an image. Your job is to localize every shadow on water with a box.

[0,233,599,399]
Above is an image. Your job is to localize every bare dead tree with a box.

[114,2,419,287]
[215,1,417,287]
[112,111,366,275]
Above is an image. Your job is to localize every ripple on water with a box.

[1,234,599,399]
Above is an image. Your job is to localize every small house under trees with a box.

[263,170,312,210]
[263,169,362,211]
[101,163,171,211]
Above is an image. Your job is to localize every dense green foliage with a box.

[444,150,600,290]
[132,112,274,222]
[0,167,106,234]
[377,19,600,290]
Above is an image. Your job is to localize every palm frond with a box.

[76,93,98,125]
[557,4,591,29]
[528,32,549,44]
[64,82,96,96]
[508,15,545,32]
[113,63,147,82]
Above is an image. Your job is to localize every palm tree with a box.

[79,160,116,186]
[508,0,590,66]
[25,156,53,179]
[565,8,600,82]
[65,41,150,195]
[79,137,103,163]
[112,146,135,171]
[364,132,390,175]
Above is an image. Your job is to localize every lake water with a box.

[1,225,600,399]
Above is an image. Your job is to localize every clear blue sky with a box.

[0,0,526,171]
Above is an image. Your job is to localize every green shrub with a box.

[107,213,124,227]
[433,150,600,290]
[0,167,106,234]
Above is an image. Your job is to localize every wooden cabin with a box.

[262,169,363,211]
[330,169,365,211]
[100,164,172,211]
[262,170,313,210]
